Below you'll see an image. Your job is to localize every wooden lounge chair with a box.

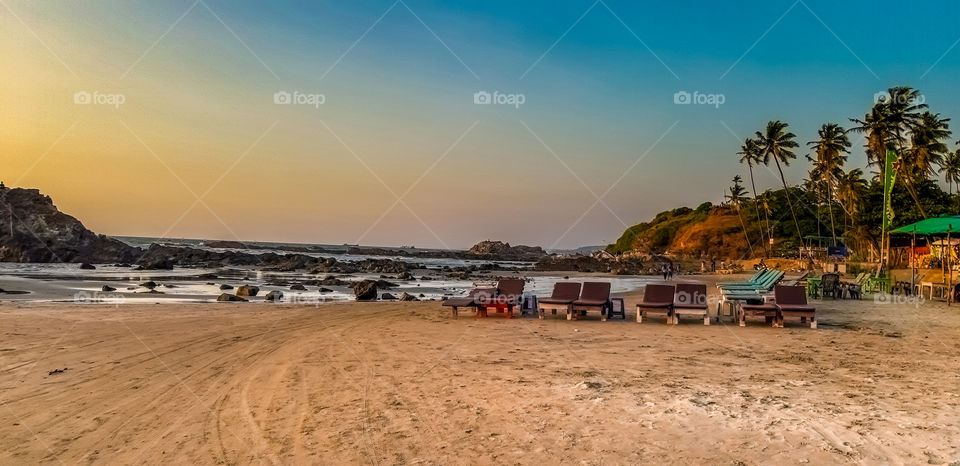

[673,283,709,325]
[737,302,778,327]
[442,287,494,318]
[477,279,525,318]
[537,282,581,320]
[636,284,675,324]
[774,285,816,328]
[570,282,612,321]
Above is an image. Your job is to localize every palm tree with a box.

[835,168,868,229]
[850,86,929,216]
[941,148,960,212]
[907,112,951,180]
[737,138,769,256]
[808,123,851,246]
[941,149,960,195]
[727,175,753,257]
[755,120,805,250]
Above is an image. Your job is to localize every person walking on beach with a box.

[668,262,675,279]
[661,263,668,280]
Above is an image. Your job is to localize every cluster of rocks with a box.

[534,255,645,275]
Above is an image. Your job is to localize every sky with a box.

[2,0,960,249]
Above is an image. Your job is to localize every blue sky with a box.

[3,0,960,248]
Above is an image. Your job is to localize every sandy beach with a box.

[1,277,958,465]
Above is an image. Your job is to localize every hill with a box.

[606,202,755,259]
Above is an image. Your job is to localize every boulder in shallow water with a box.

[219,284,233,290]
[264,290,283,302]
[217,293,247,302]
[140,281,157,290]
[398,292,418,302]
[289,284,307,291]
[79,263,96,270]
[236,285,260,297]
[381,293,396,300]
[101,285,116,292]
[351,280,377,301]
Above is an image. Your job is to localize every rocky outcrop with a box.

[398,292,418,302]
[467,241,545,261]
[0,187,140,263]
[264,290,283,302]
[534,255,645,274]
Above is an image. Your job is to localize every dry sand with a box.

[1,279,959,464]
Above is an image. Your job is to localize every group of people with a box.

[660,262,676,280]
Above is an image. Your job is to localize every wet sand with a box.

[1,280,958,464]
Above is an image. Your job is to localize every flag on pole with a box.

[882,150,898,231]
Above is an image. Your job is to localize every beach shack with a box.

[890,215,959,303]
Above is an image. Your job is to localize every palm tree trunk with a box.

[827,174,837,247]
[735,203,753,259]
[746,163,769,257]
[773,157,806,251]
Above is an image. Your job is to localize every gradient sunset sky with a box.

[3,1,960,249]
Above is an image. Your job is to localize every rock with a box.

[141,258,174,270]
[381,293,397,300]
[319,276,347,286]
[318,287,333,293]
[351,280,377,301]
[236,285,260,297]
[163,284,177,288]
[375,280,399,288]
[397,271,413,280]
[79,263,96,270]
[418,276,433,281]
[0,187,141,263]
[467,241,546,261]
[217,293,247,302]
[114,263,132,267]
[264,290,283,301]
[219,284,233,290]
[139,281,157,290]
[198,273,218,279]
[398,292,418,301]
[101,285,116,292]
[289,284,307,291]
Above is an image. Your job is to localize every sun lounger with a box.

[719,270,784,292]
[717,269,768,287]
[774,285,816,328]
[636,284,675,324]
[570,282,612,321]
[442,287,495,318]
[477,279,525,318]
[737,302,778,327]
[537,282,581,320]
[673,283,709,325]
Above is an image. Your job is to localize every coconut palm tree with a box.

[835,168,868,229]
[808,123,851,246]
[941,149,960,195]
[737,138,769,256]
[755,120,804,250]
[941,148,960,212]
[726,175,753,257]
[907,112,951,180]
